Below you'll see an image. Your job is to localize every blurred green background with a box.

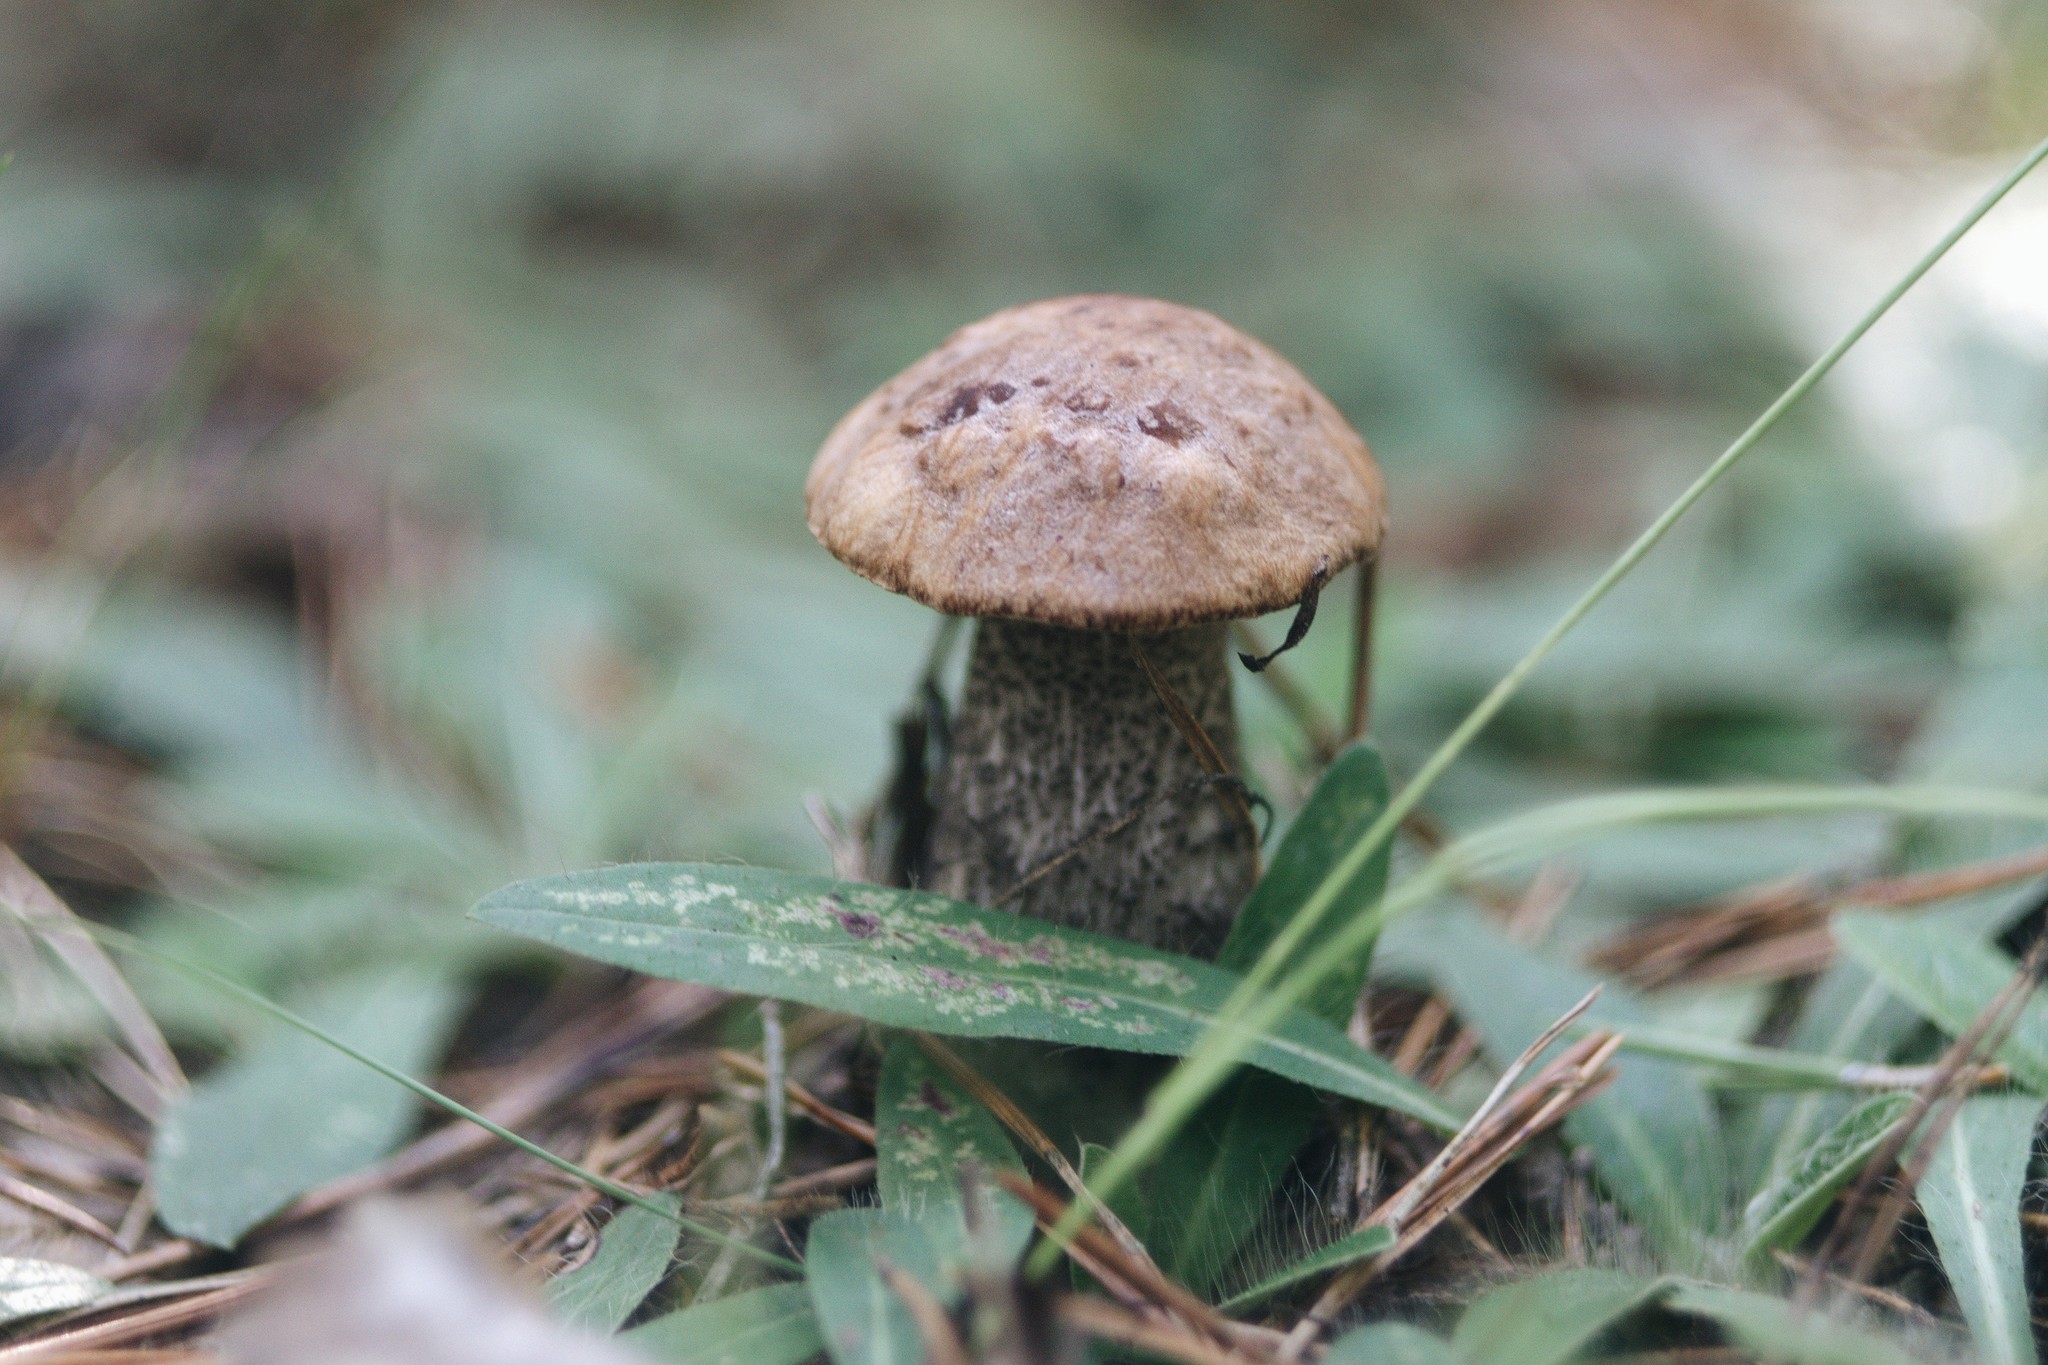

[2,0,2046,1044]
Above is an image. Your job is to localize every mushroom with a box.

[807,295,1384,959]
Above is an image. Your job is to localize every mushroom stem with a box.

[926,619,1255,959]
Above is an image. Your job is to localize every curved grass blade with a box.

[1452,1268,1670,1365]
[623,1282,822,1365]
[1741,1090,1915,1267]
[549,1193,683,1334]
[1919,1094,2045,1365]
[1049,132,2048,1268]
[1217,1223,1394,1314]
[472,864,1456,1131]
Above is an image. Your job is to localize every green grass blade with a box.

[1920,1094,2046,1365]
[1216,1223,1395,1313]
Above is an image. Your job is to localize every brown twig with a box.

[717,1049,877,1147]
[1130,637,1260,857]
[1799,935,2048,1305]
[1056,1294,1255,1365]
[877,1257,972,1365]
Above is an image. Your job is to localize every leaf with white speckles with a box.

[472,864,1455,1130]
[874,1039,1032,1280]
[151,968,467,1248]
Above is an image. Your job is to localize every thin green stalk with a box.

[1030,132,2048,1275]
[67,919,801,1274]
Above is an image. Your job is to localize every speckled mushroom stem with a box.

[925,618,1255,960]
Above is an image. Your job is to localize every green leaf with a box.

[1388,911,1725,1251]
[1741,1090,1914,1266]
[1452,1268,1670,1365]
[0,1257,111,1325]
[874,1039,1033,1278]
[151,968,466,1248]
[1665,1281,1919,1365]
[1322,1320,1459,1365]
[1117,1071,1320,1296]
[805,1207,949,1365]
[1218,1222,1395,1313]
[473,864,1456,1130]
[549,1193,683,1333]
[1832,910,2048,1091]
[624,1282,823,1365]
[1219,741,1392,1025]
[1920,1094,2045,1365]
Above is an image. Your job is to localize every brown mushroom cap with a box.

[806,294,1386,632]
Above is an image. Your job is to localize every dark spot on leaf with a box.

[830,900,882,938]
[1062,995,1102,1013]
[921,966,972,990]
[917,1080,956,1117]
[1137,402,1200,446]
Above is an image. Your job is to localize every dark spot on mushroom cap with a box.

[1109,352,1140,369]
[917,1080,956,1117]
[1030,375,1051,387]
[931,381,1017,429]
[1065,391,1111,414]
[1137,401,1201,446]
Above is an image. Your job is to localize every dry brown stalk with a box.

[767,1156,877,1198]
[0,1172,123,1247]
[1055,1294,1259,1365]
[1129,637,1260,855]
[0,1280,267,1362]
[993,1173,1232,1342]
[717,1049,876,1146]
[1277,1020,1622,1359]
[1800,935,2048,1306]
[1595,842,2048,989]
[877,1256,973,1365]
[911,1035,1158,1276]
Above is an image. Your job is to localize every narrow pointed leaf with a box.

[624,1282,822,1365]
[1742,1090,1915,1266]
[1219,741,1392,1025]
[1920,1094,2044,1365]
[1218,1222,1395,1312]
[549,1193,682,1333]
[474,865,1456,1130]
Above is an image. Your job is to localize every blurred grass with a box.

[0,0,2042,1034]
